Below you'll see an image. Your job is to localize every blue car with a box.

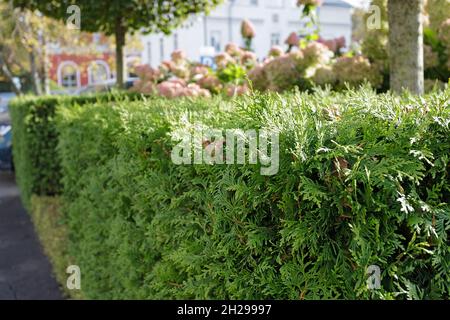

[0,122,12,170]
[0,92,14,171]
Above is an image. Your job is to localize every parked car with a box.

[0,93,15,171]
[0,122,12,170]
[71,78,138,95]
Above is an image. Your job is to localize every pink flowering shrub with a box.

[318,36,346,56]
[241,20,255,39]
[241,19,255,50]
[312,65,336,86]
[285,32,300,52]
[331,56,382,90]
[263,52,304,91]
[247,64,269,91]
[215,52,235,69]
[249,35,386,92]
[131,49,214,98]
[131,25,391,97]
[218,43,257,69]
[268,46,284,58]
[224,43,241,58]
[156,79,210,98]
[301,42,333,67]
[197,75,222,94]
[131,45,254,98]
[249,41,335,92]
[215,43,256,94]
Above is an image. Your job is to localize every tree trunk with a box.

[29,48,42,95]
[388,0,424,94]
[0,51,22,95]
[114,17,125,89]
[41,33,50,95]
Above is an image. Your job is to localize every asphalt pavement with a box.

[0,172,63,300]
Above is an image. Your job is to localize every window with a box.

[210,30,222,52]
[173,33,179,50]
[272,14,279,23]
[270,33,280,46]
[159,38,164,62]
[58,61,79,88]
[267,0,283,7]
[62,72,77,88]
[147,41,152,65]
[87,61,110,85]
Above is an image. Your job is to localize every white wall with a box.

[139,0,353,67]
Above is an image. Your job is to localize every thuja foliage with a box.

[9,92,142,209]
[50,87,450,299]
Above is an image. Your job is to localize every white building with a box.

[140,0,355,67]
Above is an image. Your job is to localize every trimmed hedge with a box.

[9,92,143,209]
[29,195,83,299]
[50,87,450,299]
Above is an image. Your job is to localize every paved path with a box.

[0,172,63,300]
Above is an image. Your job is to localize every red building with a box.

[48,52,114,89]
[47,32,142,91]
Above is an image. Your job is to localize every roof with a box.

[331,0,371,8]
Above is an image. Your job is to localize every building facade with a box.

[140,0,354,67]
[49,53,114,89]
[47,33,118,91]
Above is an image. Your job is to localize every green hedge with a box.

[50,87,450,299]
[9,92,143,208]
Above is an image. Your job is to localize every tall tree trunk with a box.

[114,17,125,89]
[29,48,42,95]
[388,0,424,94]
[0,51,22,95]
[40,33,50,95]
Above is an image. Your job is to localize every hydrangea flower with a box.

[248,64,269,91]
[184,83,211,97]
[264,52,303,91]
[156,79,211,98]
[171,49,186,63]
[215,52,235,69]
[285,32,300,48]
[296,0,323,7]
[190,65,210,81]
[197,75,222,93]
[318,36,346,54]
[301,42,333,67]
[134,64,161,82]
[332,55,382,89]
[241,50,257,66]
[225,43,242,57]
[241,19,255,39]
[312,65,336,86]
[268,46,284,57]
